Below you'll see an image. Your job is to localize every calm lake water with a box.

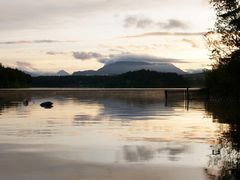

[0,89,239,180]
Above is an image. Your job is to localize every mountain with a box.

[25,70,69,77]
[73,61,185,76]
[56,70,69,76]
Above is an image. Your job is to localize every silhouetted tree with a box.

[205,0,240,95]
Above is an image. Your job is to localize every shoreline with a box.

[0,87,202,91]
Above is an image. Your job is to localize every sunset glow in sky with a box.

[0,0,215,74]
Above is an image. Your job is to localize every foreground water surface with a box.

[0,89,239,180]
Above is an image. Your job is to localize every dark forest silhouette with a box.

[32,70,188,88]
[205,0,240,98]
[0,63,31,88]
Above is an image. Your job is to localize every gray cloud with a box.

[72,51,188,64]
[46,51,66,55]
[73,52,103,60]
[99,53,189,65]
[123,15,188,30]
[34,40,61,43]
[124,16,153,29]
[122,31,205,38]
[16,61,38,72]
[160,19,188,30]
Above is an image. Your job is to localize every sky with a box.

[0,0,215,74]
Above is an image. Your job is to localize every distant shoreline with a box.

[0,87,202,91]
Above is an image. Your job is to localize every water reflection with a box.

[205,101,240,149]
[206,138,240,179]
[123,143,189,162]
[0,90,239,179]
[74,98,176,122]
[205,101,240,179]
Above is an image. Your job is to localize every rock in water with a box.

[40,101,53,109]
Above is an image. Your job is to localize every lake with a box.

[0,89,239,180]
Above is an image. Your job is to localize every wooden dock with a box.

[164,88,202,100]
[164,88,206,110]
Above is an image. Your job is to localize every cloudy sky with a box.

[0,0,215,73]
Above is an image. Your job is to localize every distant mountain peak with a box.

[73,61,186,76]
[56,70,69,76]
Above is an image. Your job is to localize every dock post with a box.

[184,88,190,111]
[186,88,189,100]
[164,90,168,106]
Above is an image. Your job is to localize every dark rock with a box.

[40,101,53,109]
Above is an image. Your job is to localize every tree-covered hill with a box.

[32,70,188,88]
[0,63,31,88]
